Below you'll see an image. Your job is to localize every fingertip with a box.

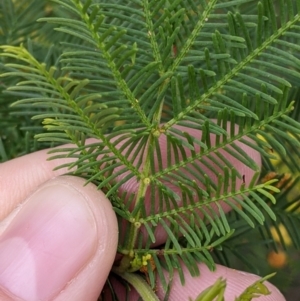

[156,264,286,301]
[0,149,73,220]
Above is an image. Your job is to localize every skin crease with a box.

[0,125,286,301]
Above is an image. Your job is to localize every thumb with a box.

[0,176,118,301]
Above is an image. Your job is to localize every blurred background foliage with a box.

[0,1,299,299]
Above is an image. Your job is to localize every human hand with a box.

[0,155,118,301]
[0,127,286,301]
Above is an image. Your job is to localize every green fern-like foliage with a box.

[1,0,300,300]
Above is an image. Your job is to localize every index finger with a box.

[0,149,73,220]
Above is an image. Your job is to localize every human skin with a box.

[0,130,286,301]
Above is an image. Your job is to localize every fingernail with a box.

[0,182,97,301]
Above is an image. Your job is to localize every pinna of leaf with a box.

[111,123,261,250]
[92,122,277,300]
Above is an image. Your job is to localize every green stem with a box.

[124,135,153,252]
[113,270,160,301]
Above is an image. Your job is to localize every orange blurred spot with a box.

[267,250,287,268]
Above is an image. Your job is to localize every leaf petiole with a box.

[113,269,160,301]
